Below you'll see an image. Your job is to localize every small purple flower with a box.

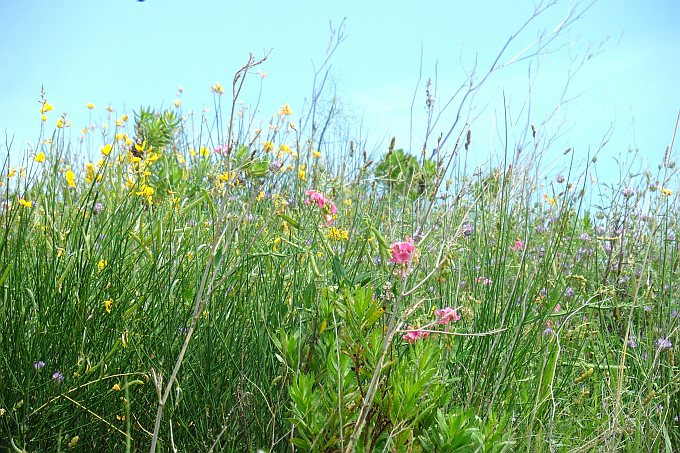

[462,222,475,237]
[564,287,575,298]
[657,338,672,351]
[556,175,565,183]
[52,371,64,383]
[627,336,637,348]
[543,327,554,337]
[33,360,45,370]
[667,231,676,241]
[540,287,548,298]
[268,160,282,172]
[622,187,635,199]
[579,232,591,241]
[93,202,104,215]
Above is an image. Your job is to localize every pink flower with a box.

[512,239,525,252]
[304,189,326,208]
[402,328,429,343]
[434,306,461,325]
[391,236,415,264]
[214,144,229,154]
[553,304,561,314]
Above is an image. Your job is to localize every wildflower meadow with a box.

[1,9,679,453]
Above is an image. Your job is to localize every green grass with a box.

[0,88,678,452]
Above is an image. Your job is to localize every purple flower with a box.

[543,327,554,337]
[564,287,575,298]
[52,371,64,383]
[33,360,45,369]
[556,175,565,183]
[627,336,638,348]
[462,222,475,237]
[622,187,635,199]
[93,202,104,215]
[268,160,282,172]
[579,232,591,241]
[657,338,672,351]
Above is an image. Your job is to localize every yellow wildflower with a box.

[35,152,46,163]
[104,298,112,313]
[199,146,210,157]
[121,114,128,122]
[56,118,64,128]
[101,143,113,156]
[85,163,96,183]
[87,103,95,110]
[312,149,321,158]
[262,141,274,153]
[278,103,292,116]
[8,167,16,178]
[298,165,306,181]
[112,383,121,391]
[41,115,47,122]
[19,199,33,209]
[661,188,673,196]
[65,169,76,188]
[327,227,349,241]
[174,99,181,108]
[98,260,107,271]
[40,102,53,114]
[212,81,224,95]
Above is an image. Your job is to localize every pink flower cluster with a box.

[402,328,429,343]
[512,239,525,252]
[403,306,462,343]
[304,190,337,226]
[391,236,415,264]
[434,306,461,324]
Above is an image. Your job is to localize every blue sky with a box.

[1,0,678,183]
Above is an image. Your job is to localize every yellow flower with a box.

[199,146,210,157]
[278,103,292,116]
[262,141,274,153]
[211,81,224,95]
[101,143,112,156]
[86,103,95,110]
[174,99,181,108]
[106,105,114,113]
[65,169,76,188]
[189,148,197,158]
[35,152,46,163]
[661,188,673,196]
[67,436,79,449]
[121,114,128,122]
[85,163,96,183]
[289,122,297,131]
[112,383,121,391]
[327,227,349,241]
[41,115,47,122]
[19,199,33,209]
[298,165,306,181]
[56,118,64,128]
[104,298,113,313]
[98,260,107,271]
[543,193,556,206]
[40,102,53,114]
[8,167,16,178]
[312,149,321,158]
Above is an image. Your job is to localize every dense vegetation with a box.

[1,51,678,453]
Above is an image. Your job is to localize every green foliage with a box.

[374,146,438,199]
